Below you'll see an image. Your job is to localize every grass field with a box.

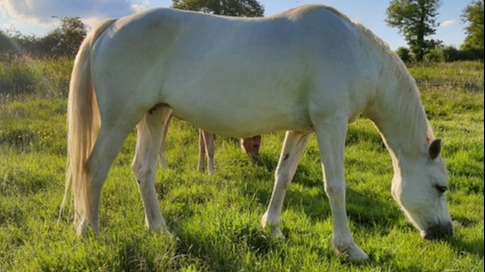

[0,59,483,271]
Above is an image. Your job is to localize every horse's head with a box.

[391,139,453,240]
[241,136,262,162]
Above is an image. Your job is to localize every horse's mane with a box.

[318,5,434,151]
[350,12,434,151]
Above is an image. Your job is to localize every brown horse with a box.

[158,114,262,175]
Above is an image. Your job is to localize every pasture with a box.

[0,58,483,271]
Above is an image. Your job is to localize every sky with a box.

[0,0,473,50]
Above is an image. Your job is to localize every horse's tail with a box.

[60,19,117,225]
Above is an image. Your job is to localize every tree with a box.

[0,30,16,54]
[0,17,87,58]
[386,0,442,62]
[0,30,11,53]
[43,16,88,57]
[0,29,38,56]
[172,0,264,17]
[461,0,484,57]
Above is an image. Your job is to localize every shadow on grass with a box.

[449,231,484,258]
[242,156,402,234]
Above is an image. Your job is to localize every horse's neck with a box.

[369,62,431,164]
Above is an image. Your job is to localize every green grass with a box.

[409,61,484,91]
[0,61,483,271]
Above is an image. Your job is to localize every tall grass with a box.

[0,54,72,99]
[0,60,483,271]
[409,61,484,91]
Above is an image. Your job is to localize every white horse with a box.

[64,5,453,261]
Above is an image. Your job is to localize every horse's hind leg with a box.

[77,124,133,236]
[158,113,172,169]
[132,106,172,233]
[262,131,312,237]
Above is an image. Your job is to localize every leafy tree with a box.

[172,0,264,17]
[1,17,87,58]
[0,29,38,56]
[0,30,11,52]
[386,0,442,62]
[43,17,88,57]
[461,0,484,57]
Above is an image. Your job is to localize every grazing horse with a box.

[194,132,262,175]
[158,114,261,175]
[64,5,453,261]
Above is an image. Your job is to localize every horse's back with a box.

[91,5,379,136]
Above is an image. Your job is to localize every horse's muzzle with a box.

[422,222,454,240]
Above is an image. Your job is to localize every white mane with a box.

[320,5,434,154]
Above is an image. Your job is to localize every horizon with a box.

[0,0,474,50]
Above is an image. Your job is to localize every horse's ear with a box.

[429,139,442,160]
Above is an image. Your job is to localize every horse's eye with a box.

[435,185,448,194]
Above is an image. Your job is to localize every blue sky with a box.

[0,0,473,50]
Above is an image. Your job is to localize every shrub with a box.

[396,46,413,63]
[441,46,461,62]
[0,56,37,96]
[424,48,444,62]
[0,55,73,98]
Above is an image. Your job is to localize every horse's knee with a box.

[324,181,345,198]
[131,158,143,180]
[132,164,155,187]
[275,168,292,190]
[131,158,141,173]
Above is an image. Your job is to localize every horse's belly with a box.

[169,97,312,138]
[163,55,313,137]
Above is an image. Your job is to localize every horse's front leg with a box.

[262,131,312,237]
[314,115,369,261]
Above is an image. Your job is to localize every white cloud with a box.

[131,4,148,13]
[441,19,457,28]
[0,0,138,25]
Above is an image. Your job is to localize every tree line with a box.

[0,0,483,62]
[0,16,87,58]
[387,0,483,62]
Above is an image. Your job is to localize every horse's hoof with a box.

[261,213,285,239]
[75,218,98,237]
[334,243,369,262]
